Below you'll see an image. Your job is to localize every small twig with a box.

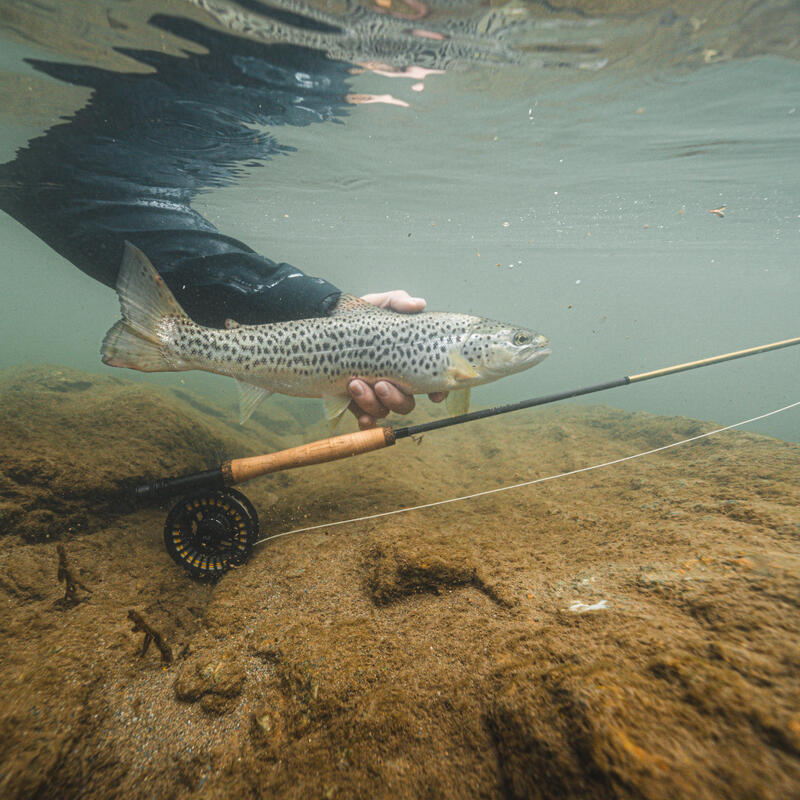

[56,544,91,608]
[127,610,173,664]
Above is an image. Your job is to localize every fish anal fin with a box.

[236,380,272,425]
[445,387,470,416]
[225,318,241,330]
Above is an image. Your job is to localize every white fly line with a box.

[255,400,799,547]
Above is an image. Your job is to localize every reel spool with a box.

[163,488,259,580]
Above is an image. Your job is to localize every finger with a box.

[346,395,378,429]
[374,381,416,414]
[348,379,389,419]
[361,290,426,312]
[428,391,448,403]
[349,403,377,430]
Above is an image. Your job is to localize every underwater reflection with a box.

[0,14,354,326]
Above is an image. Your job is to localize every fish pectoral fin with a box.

[447,350,480,382]
[225,318,241,330]
[445,388,470,416]
[236,380,272,425]
[322,392,352,421]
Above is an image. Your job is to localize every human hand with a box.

[347,290,447,429]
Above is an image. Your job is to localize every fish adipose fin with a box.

[446,388,471,416]
[322,392,352,421]
[236,380,272,425]
[101,242,188,372]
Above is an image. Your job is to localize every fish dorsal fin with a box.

[328,294,383,317]
[321,392,351,421]
[236,379,272,425]
[225,318,241,330]
[446,388,471,416]
[447,350,480,382]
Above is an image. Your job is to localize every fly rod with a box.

[136,335,800,501]
[136,335,799,580]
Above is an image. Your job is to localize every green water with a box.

[1,1,798,441]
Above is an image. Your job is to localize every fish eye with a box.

[513,332,532,346]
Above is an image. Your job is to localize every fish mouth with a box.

[526,334,551,361]
[525,346,551,366]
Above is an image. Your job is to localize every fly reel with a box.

[163,488,259,580]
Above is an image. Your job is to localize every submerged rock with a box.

[0,365,293,539]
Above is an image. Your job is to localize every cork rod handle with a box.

[222,426,396,485]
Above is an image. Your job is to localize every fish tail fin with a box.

[101,242,189,372]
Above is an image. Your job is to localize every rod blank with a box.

[629,336,800,382]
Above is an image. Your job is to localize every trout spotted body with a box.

[102,243,551,423]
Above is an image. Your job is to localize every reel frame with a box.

[163,487,259,580]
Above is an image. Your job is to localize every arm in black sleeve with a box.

[0,15,351,327]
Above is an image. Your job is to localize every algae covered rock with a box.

[0,365,294,539]
[174,649,246,714]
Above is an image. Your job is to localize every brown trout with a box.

[101,243,551,423]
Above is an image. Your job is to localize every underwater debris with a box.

[127,610,173,664]
[55,544,91,608]
[174,651,246,714]
[569,599,609,613]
